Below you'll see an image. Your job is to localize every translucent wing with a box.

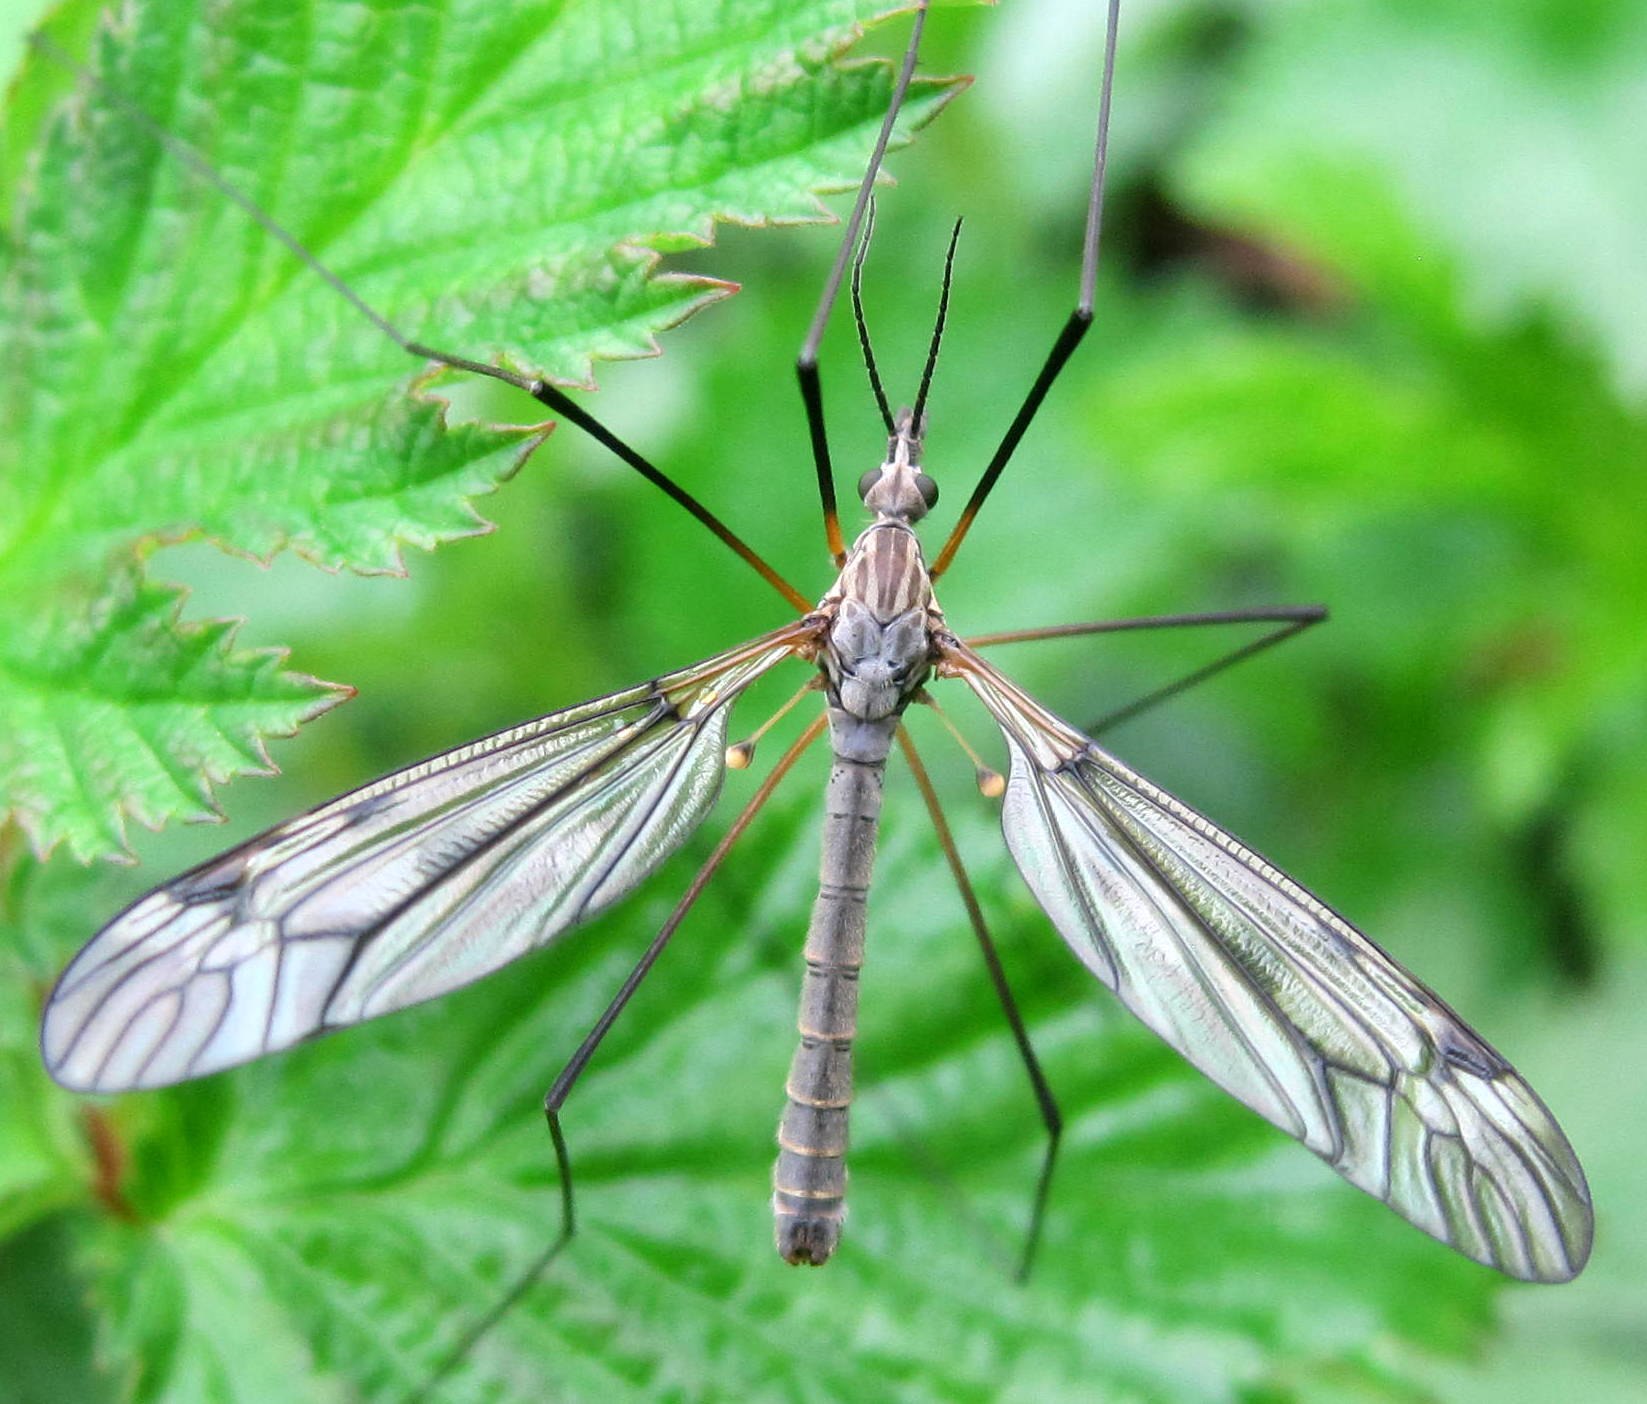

[951,645,1592,1283]
[44,626,812,1094]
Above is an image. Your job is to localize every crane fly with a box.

[39,0,1591,1321]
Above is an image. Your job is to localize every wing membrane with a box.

[953,645,1592,1282]
[43,627,811,1093]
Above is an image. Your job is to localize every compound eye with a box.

[915,473,939,509]
[857,469,881,502]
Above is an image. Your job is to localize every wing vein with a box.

[1069,761,1335,1153]
[43,625,814,1091]
[946,639,1592,1282]
[317,699,680,1019]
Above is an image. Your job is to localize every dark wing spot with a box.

[1439,1032,1507,1080]
[346,791,395,822]
[172,851,251,903]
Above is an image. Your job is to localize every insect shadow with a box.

[32,0,1592,1396]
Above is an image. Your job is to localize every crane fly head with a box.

[857,408,939,523]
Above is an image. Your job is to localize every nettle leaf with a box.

[0,0,960,860]
[0,566,342,864]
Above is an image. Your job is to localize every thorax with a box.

[816,521,942,737]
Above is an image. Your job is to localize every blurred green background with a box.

[2,0,1644,1399]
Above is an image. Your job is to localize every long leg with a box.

[409,714,826,1400]
[966,604,1326,650]
[930,0,1122,579]
[28,35,810,616]
[965,604,1327,734]
[896,727,1061,1282]
[795,0,933,565]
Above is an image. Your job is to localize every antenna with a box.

[911,218,963,434]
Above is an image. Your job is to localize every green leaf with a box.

[0,566,346,861]
[0,0,962,859]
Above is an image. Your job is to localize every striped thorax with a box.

[821,423,942,730]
